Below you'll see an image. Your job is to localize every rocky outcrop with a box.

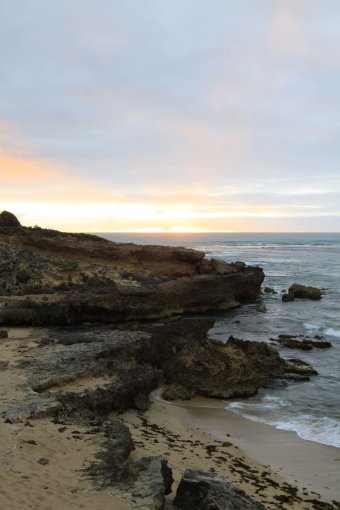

[0,213,264,326]
[87,420,135,483]
[272,334,332,350]
[0,267,263,326]
[282,283,322,301]
[174,469,266,510]
[0,211,21,228]
[7,320,317,425]
[125,456,173,510]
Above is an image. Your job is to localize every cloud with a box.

[0,1,339,231]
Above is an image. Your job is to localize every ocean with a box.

[101,232,340,449]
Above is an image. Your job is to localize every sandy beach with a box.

[121,397,340,509]
[0,326,339,510]
[169,397,340,501]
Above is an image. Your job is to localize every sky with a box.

[1,0,340,232]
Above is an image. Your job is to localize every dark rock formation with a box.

[87,420,135,483]
[0,211,21,228]
[0,267,264,326]
[263,287,276,294]
[282,283,322,301]
[174,468,266,509]
[272,335,332,350]
[0,329,8,339]
[284,358,318,380]
[9,320,317,425]
[0,215,264,326]
[161,384,194,401]
[127,456,173,510]
[57,366,162,422]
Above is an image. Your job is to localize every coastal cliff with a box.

[0,212,263,325]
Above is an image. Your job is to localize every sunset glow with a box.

[1,1,339,232]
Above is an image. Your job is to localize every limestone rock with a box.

[127,456,173,510]
[0,219,264,326]
[282,283,322,301]
[273,335,332,350]
[174,468,266,510]
[87,420,135,484]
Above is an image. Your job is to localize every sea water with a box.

[101,232,340,448]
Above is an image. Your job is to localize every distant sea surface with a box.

[100,232,340,448]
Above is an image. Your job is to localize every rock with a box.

[283,358,318,380]
[161,384,195,401]
[0,360,9,370]
[273,335,332,350]
[161,327,306,399]
[210,259,235,275]
[127,456,173,510]
[87,420,135,484]
[174,468,266,509]
[57,365,162,422]
[263,287,276,294]
[0,220,264,326]
[0,330,8,339]
[282,293,295,302]
[0,211,21,228]
[256,304,267,313]
[282,284,322,302]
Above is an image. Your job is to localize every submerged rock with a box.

[174,468,266,510]
[263,287,276,294]
[273,335,332,350]
[282,283,322,301]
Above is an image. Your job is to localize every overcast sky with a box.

[1,0,339,231]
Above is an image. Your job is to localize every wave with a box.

[226,400,340,448]
[324,327,340,339]
[304,323,340,339]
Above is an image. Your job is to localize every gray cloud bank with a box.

[1,0,340,230]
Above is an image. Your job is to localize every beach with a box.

[1,326,339,510]
[121,397,340,509]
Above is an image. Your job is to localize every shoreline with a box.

[160,396,340,503]
[0,326,339,509]
[121,397,340,509]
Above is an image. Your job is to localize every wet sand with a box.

[170,397,340,503]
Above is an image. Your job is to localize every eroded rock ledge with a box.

[0,214,263,325]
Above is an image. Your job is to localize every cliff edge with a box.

[0,212,264,326]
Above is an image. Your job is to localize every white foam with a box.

[324,327,340,339]
[226,405,340,448]
[274,415,340,448]
[304,322,322,333]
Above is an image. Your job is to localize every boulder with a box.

[174,468,266,509]
[127,456,173,510]
[282,284,322,301]
[0,211,21,228]
[263,287,276,294]
[87,420,135,483]
[0,330,8,339]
